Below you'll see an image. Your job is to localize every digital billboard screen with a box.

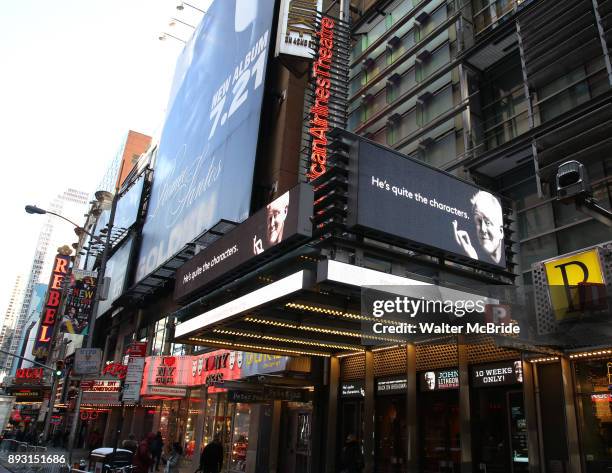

[174,184,313,301]
[472,360,523,387]
[97,235,135,317]
[420,368,459,391]
[136,0,276,282]
[114,174,144,231]
[348,139,506,268]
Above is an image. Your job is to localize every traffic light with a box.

[54,360,65,378]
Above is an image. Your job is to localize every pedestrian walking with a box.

[133,433,155,473]
[199,434,223,473]
[150,431,164,471]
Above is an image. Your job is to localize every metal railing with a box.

[0,439,48,454]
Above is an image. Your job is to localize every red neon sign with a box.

[102,363,127,379]
[307,17,335,181]
[80,411,100,420]
[32,254,71,360]
[16,368,44,381]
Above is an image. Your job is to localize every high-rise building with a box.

[96,130,152,194]
[9,188,89,373]
[0,274,25,381]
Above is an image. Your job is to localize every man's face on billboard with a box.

[424,372,436,390]
[266,193,289,245]
[473,193,504,261]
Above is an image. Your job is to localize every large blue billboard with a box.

[136,0,276,282]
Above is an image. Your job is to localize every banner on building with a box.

[174,184,313,301]
[97,235,135,317]
[136,0,276,283]
[61,269,97,334]
[347,138,508,269]
[33,253,71,361]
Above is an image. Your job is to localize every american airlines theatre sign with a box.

[300,10,350,181]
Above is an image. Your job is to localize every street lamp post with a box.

[25,190,116,451]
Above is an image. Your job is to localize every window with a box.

[556,220,612,255]
[574,359,612,472]
[518,203,555,240]
[519,234,557,270]
[538,66,591,123]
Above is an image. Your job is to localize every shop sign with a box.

[420,369,459,392]
[141,350,293,397]
[228,387,308,403]
[11,389,44,402]
[80,411,101,421]
[341,381,365,398]
[275,0,322,59]
[155,357,177,385]
[126,342,147,357]
[81,391,120,405]
[142,386,187,397]
[591,393,612,402]
[102,362,127,379]
[189,351,242,390]
[240,352,290,377]
[33,253,71,361]
[377,376,407,395]
[82,380,120,392]
[472,361,523,387]
[81,380,120,405]
[174,185,313,301]
[15,368,44,383]
[543,248,607,320]
[74,348,102,375]
[122,356,146,403]
[265,386,309,402]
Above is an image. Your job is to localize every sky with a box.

[0,0,211,315]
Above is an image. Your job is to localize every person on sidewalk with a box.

[122,433,139,454]
[133,433,155,473]
[150,432,164,472]
[199,435,223,473]
[164,442,183,473]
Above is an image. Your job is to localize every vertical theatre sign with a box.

[301,13,350,181]
[33,252,71,360]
